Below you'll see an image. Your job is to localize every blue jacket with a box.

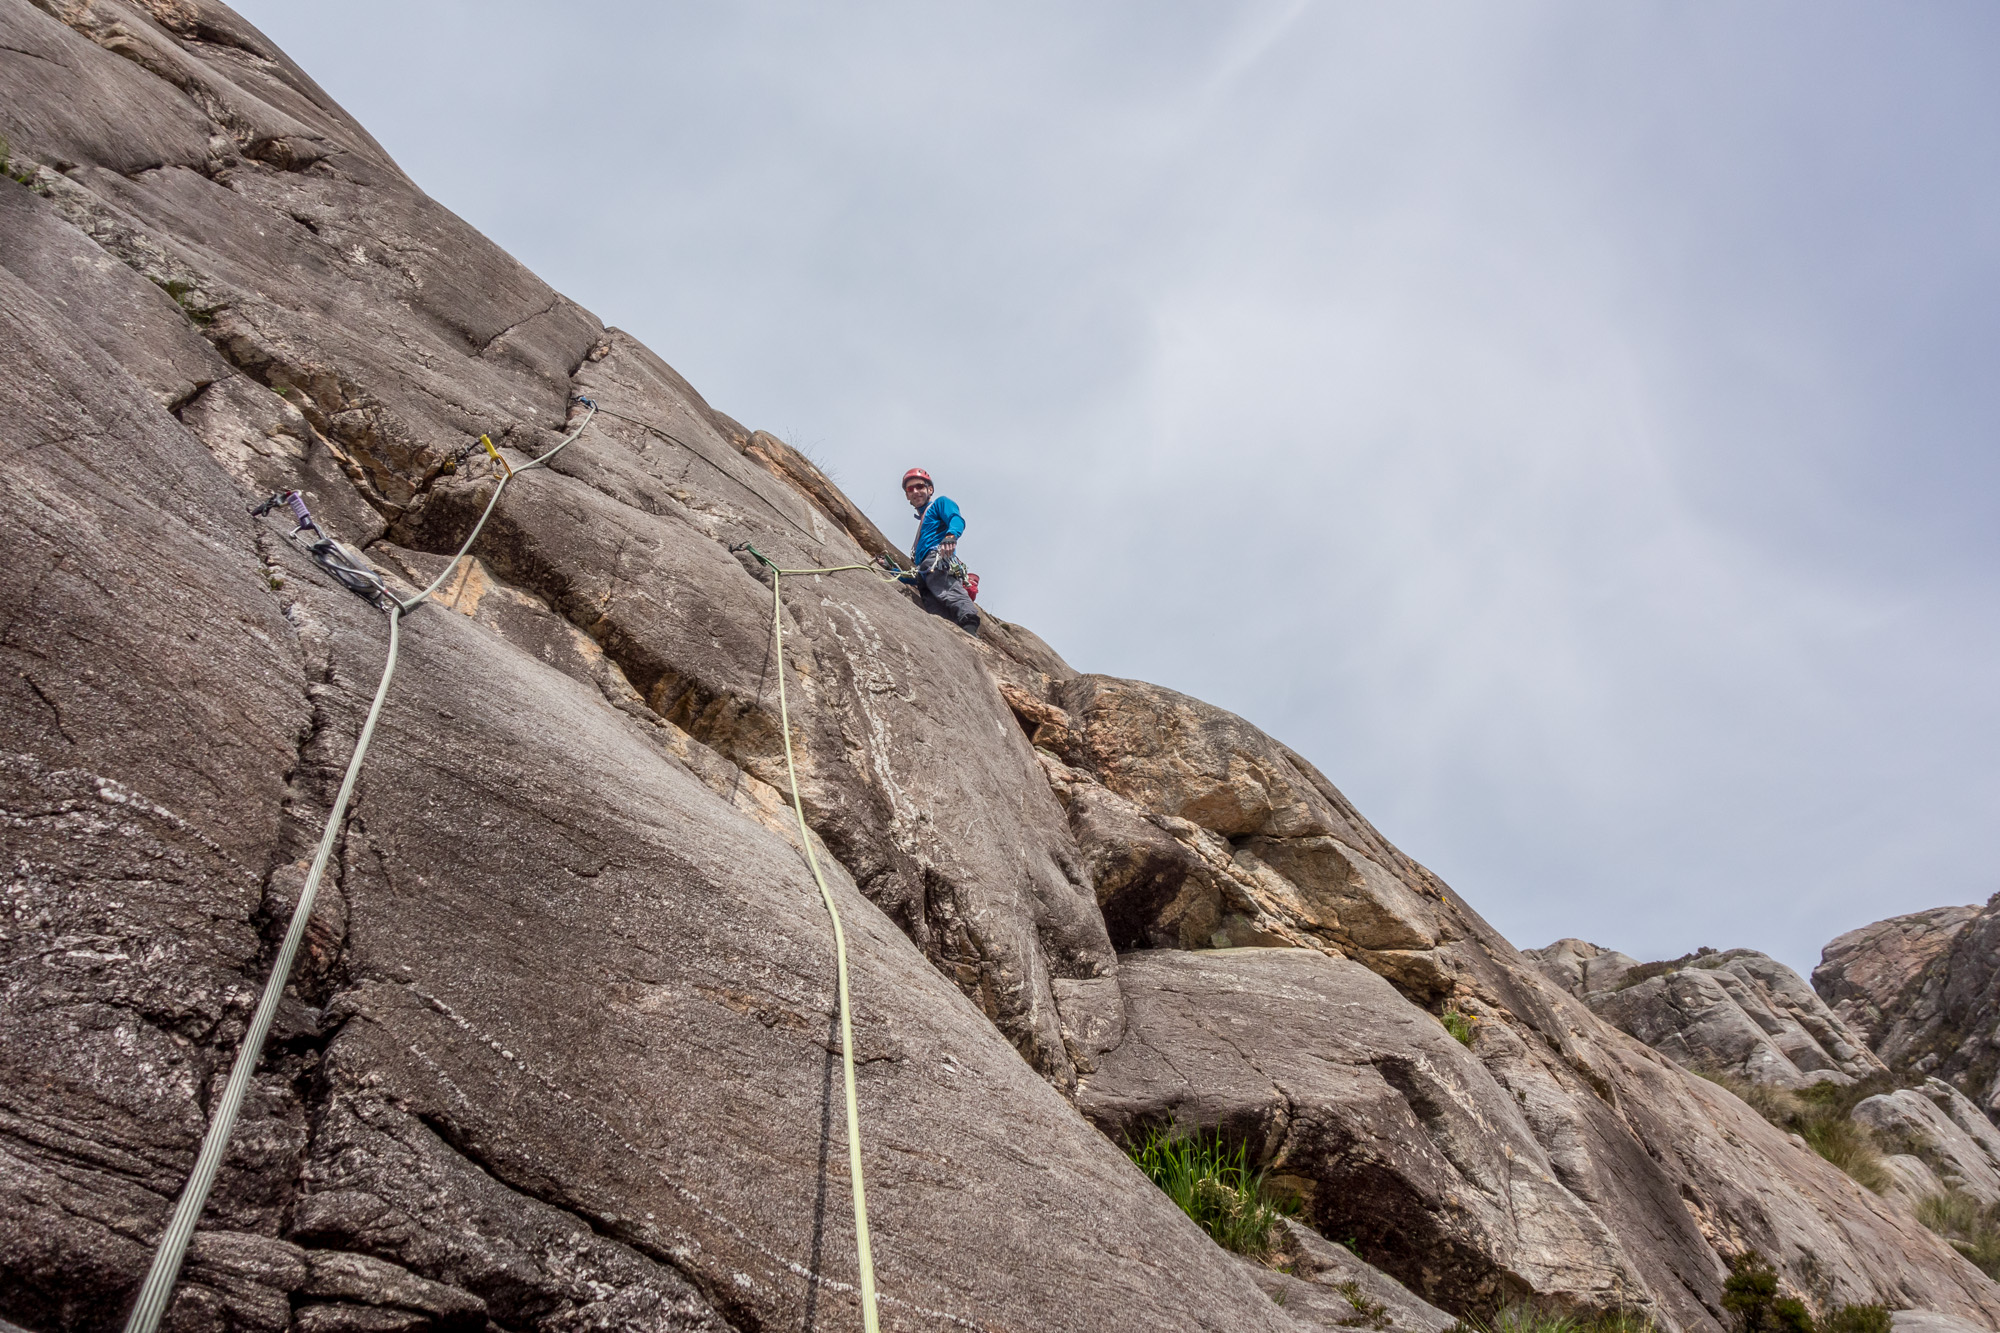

[908,495,965,571]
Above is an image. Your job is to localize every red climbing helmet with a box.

[901,467,932,491]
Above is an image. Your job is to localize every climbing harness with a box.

[908,496,979,602]
[914,545,980,602]
[249,489,389,607]
[124,400,599,1333]
[732,541,902,1333]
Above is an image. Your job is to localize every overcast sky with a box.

[234,1,1999,977]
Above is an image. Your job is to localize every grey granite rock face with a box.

[0,6,1275,1329]
[1815,905,1981,1053]
[1814,897,2000,1113]
[1526,941,1887,1088]
[1897,1313,1999,1333]
[4,4,2000,1332]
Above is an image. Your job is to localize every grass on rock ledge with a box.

[1695,1072,1894,1194]
[1915,1187,2000,1279]
[1126,1126,1296,1257]
[1457,1304,1656,1333]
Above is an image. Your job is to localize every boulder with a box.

[1850,1091,2000,1205]
[1078,948,1661,1318]
[1880,1154,1947,1210]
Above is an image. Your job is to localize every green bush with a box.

[1722,1252,1813,1333]
[1820,1306,1891,1333]
[1440,1004,1476,1046]
[1126,1126,1296,1257]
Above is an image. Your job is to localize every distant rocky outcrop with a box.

[1527,940,1886,1088]
[1814,901,2000,1106]
[5,3,2000,1332]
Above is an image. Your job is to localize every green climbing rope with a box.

[739,544,900,1333]
[123,403,598,1333]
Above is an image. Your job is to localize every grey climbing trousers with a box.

[918,567,980,634]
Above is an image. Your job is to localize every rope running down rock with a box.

[737,542,901,1333]
[122,401,599,1333]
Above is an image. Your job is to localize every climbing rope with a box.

[123,401,598,1333]
[735,543,901,1333]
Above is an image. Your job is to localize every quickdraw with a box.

[248,489,388,607]
[126,400,600,1333]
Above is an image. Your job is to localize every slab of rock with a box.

[1815,905,1980,1052]
[0,9,1291,1329]
[1240,1220,1457,1332]
[1034,697,1996,1324]
[1527,942,1886,1088]
[1895,1313,1996,1333]
[1926,1076,2000,1166]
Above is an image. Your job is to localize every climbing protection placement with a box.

[124,399,901,1333]
[125,404,602,1331]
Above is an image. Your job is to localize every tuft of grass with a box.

[1127,1126,1297,1257]
[0,135,39,187]
[1797,1117,1892,1194]
[1440,1004,1477,1046]
[1917,1188,1981,1236]
[1915,1187,2000,1280]
[1695,1071,1893,1193]
[1334,1279,1389,1330]
[1820,1307,1891,1333]
[1458,1304,1656,1333]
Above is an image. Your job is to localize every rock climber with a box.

[893,467,980,635]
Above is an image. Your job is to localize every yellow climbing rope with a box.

[738,544,900,1333]
[124,402,597,1333]
[126,403,903,1333]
